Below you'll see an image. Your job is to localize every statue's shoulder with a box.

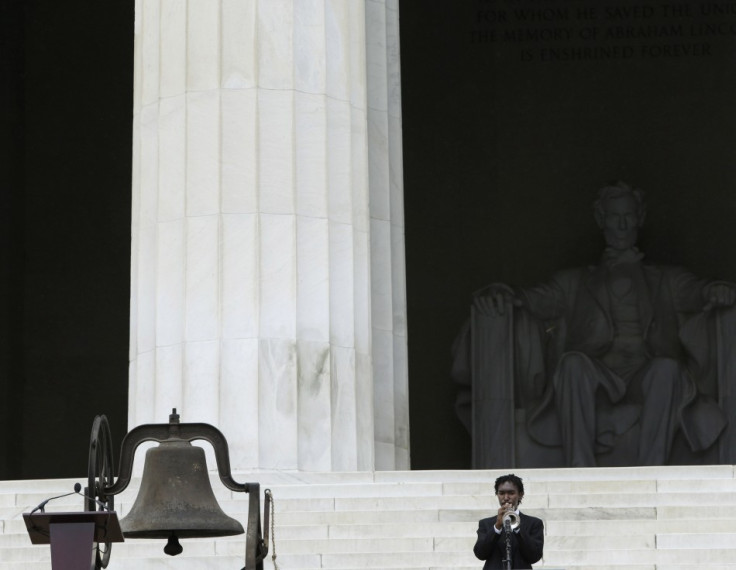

[643,262,677,271]
[542,267,589,299]
[642,263,692,280]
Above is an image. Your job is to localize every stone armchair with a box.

[452,302,736,468]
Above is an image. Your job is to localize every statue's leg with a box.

[553,352,606,467]
[636,357,682,465]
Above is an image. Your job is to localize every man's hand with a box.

[494,502,513,530]
[704,282,736,311]
[473,283,522,317]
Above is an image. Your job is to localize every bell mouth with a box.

[121,501,245,539]
[121,503,245,539]
[123,525,244,539]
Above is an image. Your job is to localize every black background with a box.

[1,1,133,479]
[401,0,736,468]
[3,0,736,478]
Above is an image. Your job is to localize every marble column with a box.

[128,0,408,471]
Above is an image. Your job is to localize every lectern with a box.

[23,511,124,570]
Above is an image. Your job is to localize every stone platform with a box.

[2,465,736,569]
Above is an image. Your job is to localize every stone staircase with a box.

[2,465,736,569]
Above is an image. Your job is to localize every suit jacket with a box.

[473,512,544,569]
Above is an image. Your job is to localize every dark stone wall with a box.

[1,0,26,480]
[1,1,133,479]
[400,0,736,469]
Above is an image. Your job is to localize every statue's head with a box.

[594,181,646,251]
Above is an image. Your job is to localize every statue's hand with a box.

[473,283,522,317]
[704,282,736,311]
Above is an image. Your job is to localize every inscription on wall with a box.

[472,1,736,61]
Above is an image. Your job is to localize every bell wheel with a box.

[88,415,116,569]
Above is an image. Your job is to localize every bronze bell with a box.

[88,410,269,567]
[121,440,244,547]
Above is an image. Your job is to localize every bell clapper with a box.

[164,532,183,556]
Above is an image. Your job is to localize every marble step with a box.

[4,466,736,570]
[4,471,736,501]
[8,526,733,553]
[4,506,736,538]
[1,464,734,496]
[7,477,736,507]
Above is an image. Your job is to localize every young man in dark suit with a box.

[474,474,544,569]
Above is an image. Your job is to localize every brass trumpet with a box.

[502,510,520,531]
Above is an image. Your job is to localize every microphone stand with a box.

[502,516,512,570]
[29,485,81,515]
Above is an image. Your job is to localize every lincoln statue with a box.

[453,181,736,467]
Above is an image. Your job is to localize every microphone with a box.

[30,484,81,514]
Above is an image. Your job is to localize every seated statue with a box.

[452,181,736,467]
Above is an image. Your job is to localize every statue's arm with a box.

[669,268,736,312]
[516,273,569,321]
[703,280,736,311]
[473,272,570,321]
[472,283,521,317]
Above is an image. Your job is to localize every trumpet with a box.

[502,509,520,531]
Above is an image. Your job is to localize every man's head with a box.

[594,181,646,251]
[494,473,524,508]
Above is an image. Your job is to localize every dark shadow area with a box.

[400,0,736,469]
[1,1,133,479]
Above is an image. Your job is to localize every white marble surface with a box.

[8,467,736,569]
[221,0,256,89]
[186,92,220,216]
[365,0,409,470]
[258,0,294,90]
[220,338,260,467]
[221,214,259,338]
[159,0,186,98]
[295,92,328,218]
[296,339,332,470]
[128,0,408,472]
[296,217,330,342]
[187,0,220,91]
[258,338,299,469]
[259,213,297,339]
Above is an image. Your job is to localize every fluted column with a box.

[128,0,408,471]
[366,0,408,470]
